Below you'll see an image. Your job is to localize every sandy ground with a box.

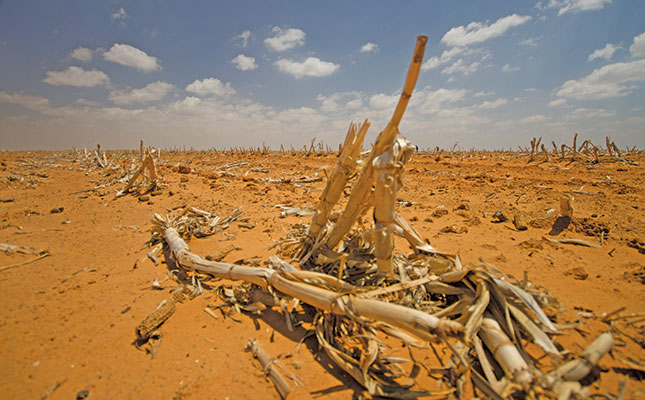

[0,149,643,399]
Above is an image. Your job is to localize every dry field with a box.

[0,146,643,399]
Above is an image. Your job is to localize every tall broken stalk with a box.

[324,35,427,251]
[373,138,414,274]
[301,120,369,255]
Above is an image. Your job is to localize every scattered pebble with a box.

[513,212,528,231]
[493,210,509,222]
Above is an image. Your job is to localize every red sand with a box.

[0,150,643,398]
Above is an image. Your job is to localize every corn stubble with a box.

[143,36,630,399]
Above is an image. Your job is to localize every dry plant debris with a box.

[132,35,642,399]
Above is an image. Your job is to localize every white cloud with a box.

[70,47,93,62]
[502,64,520,72]
[274,57,339,79]
[565,107,615,119]
[474,90,495,97]
[548,0,612,16]
[103,43,160,72]
[0,91,51,112]
[441,14,532,47]
[236,30,252,47]
[518,114,549,123]
[108,81,174,105]
[422,47,467,70]
[369,93,398,109]
[548,98,568,107]
[519,36,542,47]
[346,98,363,109]
[442,54,489,75]
[588,43,619,61]
[477,98,508,109]
[415,88,468,113]
[231,54,258,71]
[43,66,110,87]
[264,27,306,51]
[317,92,362,113]
[111,7,128,22]
[360,42,378,53]
[185,78,236,97]
[556,59,645,100]
[630,32,645,57]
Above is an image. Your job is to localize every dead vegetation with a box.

[125,36,644,399]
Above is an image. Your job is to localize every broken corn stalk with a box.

[324,35,427,251]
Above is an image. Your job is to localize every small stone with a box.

[76,389,90,400]
[493,210,509,222]
[177,165,191,174]
[440,225,468,234]
[564,267,588,280]
[138,196,150,202]
[50,206,64,214]
[432,206,449,218]
[513,212,528,231]
[454,202,469,211]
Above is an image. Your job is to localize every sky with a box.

[0,0,644,150]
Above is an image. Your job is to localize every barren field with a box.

[0,148,643,399]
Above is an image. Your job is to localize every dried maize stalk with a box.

[159,225,463,341]
[305,120,369,245]
[117,150,158,197]
[546,331,614,381]
[324,35,427,251]
[246,338,291,399]
[373,138,414,274]
[478,315,532,388]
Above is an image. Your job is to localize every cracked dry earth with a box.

[0,149,643,399]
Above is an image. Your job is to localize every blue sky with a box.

[1,0,643,150]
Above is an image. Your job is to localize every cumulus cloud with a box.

[70,47,93,62]
[415,88,468,113]
[360,42,378,53]
[474,90,495,97]
[548,98,568,107]
[518,114,549,123]
[236,30,252,47]
[274,57,339,79]
[548,0,612,16]
[556,59,645,100]
[502,64,520,72]
[111,7,128,22]
[422,47,467,70]
[43,66,110,87]
[588,43,619,61]
[441,14,532,47]
[477,98,508,109]
[565,107,615,119]
[630,32,645,57]
[231,54,258,71]
[185,78,236,97]
[0,91,51,112]
[103,44,160,72]
[108,81,174,105]
[369,93,398,109]
[264,27,306,51]
[317,92,362,113]
[442,54,489,75]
